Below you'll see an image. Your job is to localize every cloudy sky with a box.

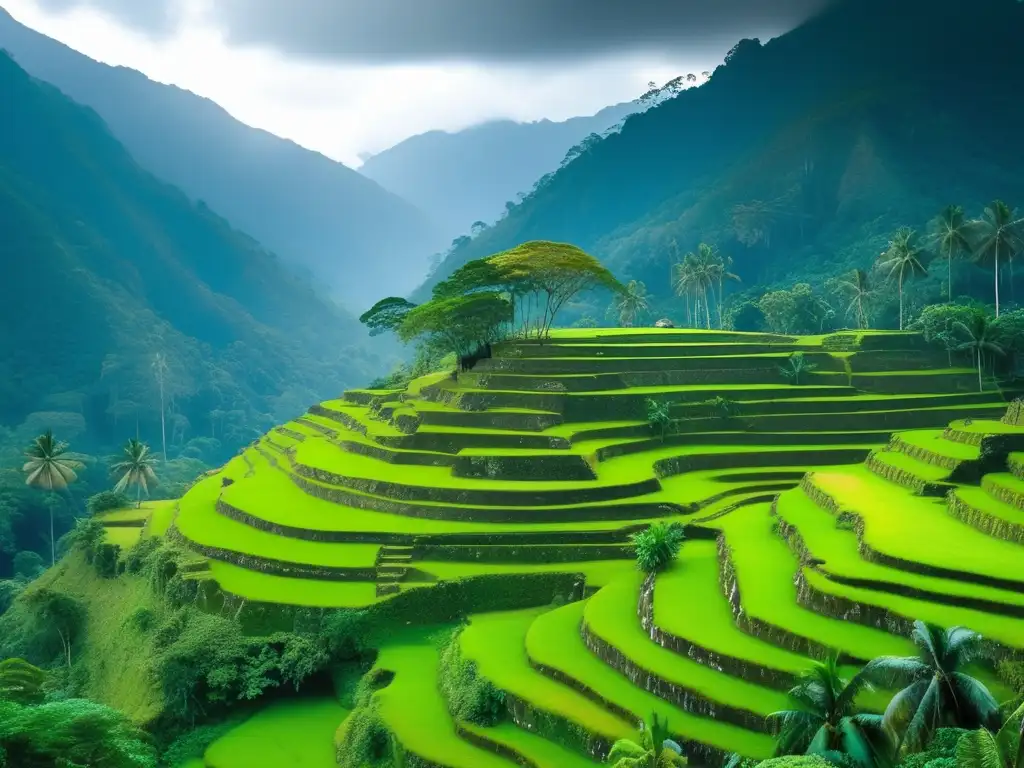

[2,0,828,166]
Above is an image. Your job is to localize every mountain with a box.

[418,0,1024,309]
[0,49,386,460]
[0,7,444,308]
[358,102,638,240]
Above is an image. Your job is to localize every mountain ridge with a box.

[416,0,1024,308]
[358,100,638,241]
[0,49,383,456]
[0,6,444,307]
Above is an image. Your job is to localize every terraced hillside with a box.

[110,329,1024,766]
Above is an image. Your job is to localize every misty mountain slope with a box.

[358,101,637,239]
[0,7,444,307]
[418,0,1024,304]
[0,49,382,451]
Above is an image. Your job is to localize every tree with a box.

[952,314,1006,392]
[860,621,999,753]
[673,244,718,329]
[969,200,1023,317]
[608,713,688,767]
[358,297,418,337]
[24,588,86,669]
[837,269,873,329]
[489,242,621,339]
[399,293,512,357]
[711,252,741,329]
[929,205,972,303]
[111,438,159,508]
[779,352,818,386]
[955,700,1024,768]
[877,227,930,330]
[767,655,890,768]
[23,430,84,566]
[630,523,685,574]
[151,353,169,463]
[646,398,674,440]
[615,280,650,327]
[0,659,46,705]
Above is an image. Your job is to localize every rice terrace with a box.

[73,266,1024,767]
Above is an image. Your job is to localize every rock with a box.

[654,318,675,328]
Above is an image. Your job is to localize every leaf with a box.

[956,727,1005,768]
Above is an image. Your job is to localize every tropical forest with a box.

[1,0,1024,767]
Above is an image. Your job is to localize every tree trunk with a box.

[49,504,55,566]
[158,375,167,463]
[995,239,1001,318]
[898,273,905,331]
[717,278,724,329]
[977,348,983,393]
[947,244,953,304]
[703,287,712,329]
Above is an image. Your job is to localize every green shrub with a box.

[756,758,837,767]
[86,491,131,516]
[438,629,505,726]
[126,607,155,633]
[160,718,241,767]
[630,522,685,574]
[896,728,968,768]
[152,609,330,723]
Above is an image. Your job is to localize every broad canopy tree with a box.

[359,241,624,361]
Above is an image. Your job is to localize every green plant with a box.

[608,712,687,767]
[952,314,1006,392]
[861,621,999,753]
[779,352,818,385]
[630,523,685,574]
[955,700,1024,768]
[86,490,131,516]
[614,280,651,327]
[768,655,891,768]
[646,398,675,440]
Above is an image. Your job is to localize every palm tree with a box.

[877,228,929,330]
[152,352,169,463]
[23,430,84,566]
[767,655,891,768]
[952,315,1006,393]
[672,244,717,329]
[608,713,688,767]
[710,252,741,329]
[615,280,651,327]
[955,701,1024,768]
[929,205,972,303]
[970,200,1024,317]
[860,621,999,754]
[837,269,873,329]
[111,438,159,508]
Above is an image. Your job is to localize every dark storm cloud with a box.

[35,0,179,35]
[32,0,833,62]
[210,0,832,63]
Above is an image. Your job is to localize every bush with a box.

[997,659,1024,697]
[896,728,967,768]
[86,491,131,516]
[11,552,44,581]
[152,609,330,723]
[0,698,157,767]
[438,629,505,726]
[646,398,674,440]
[630,522,686,573]
[126,607,155,633]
